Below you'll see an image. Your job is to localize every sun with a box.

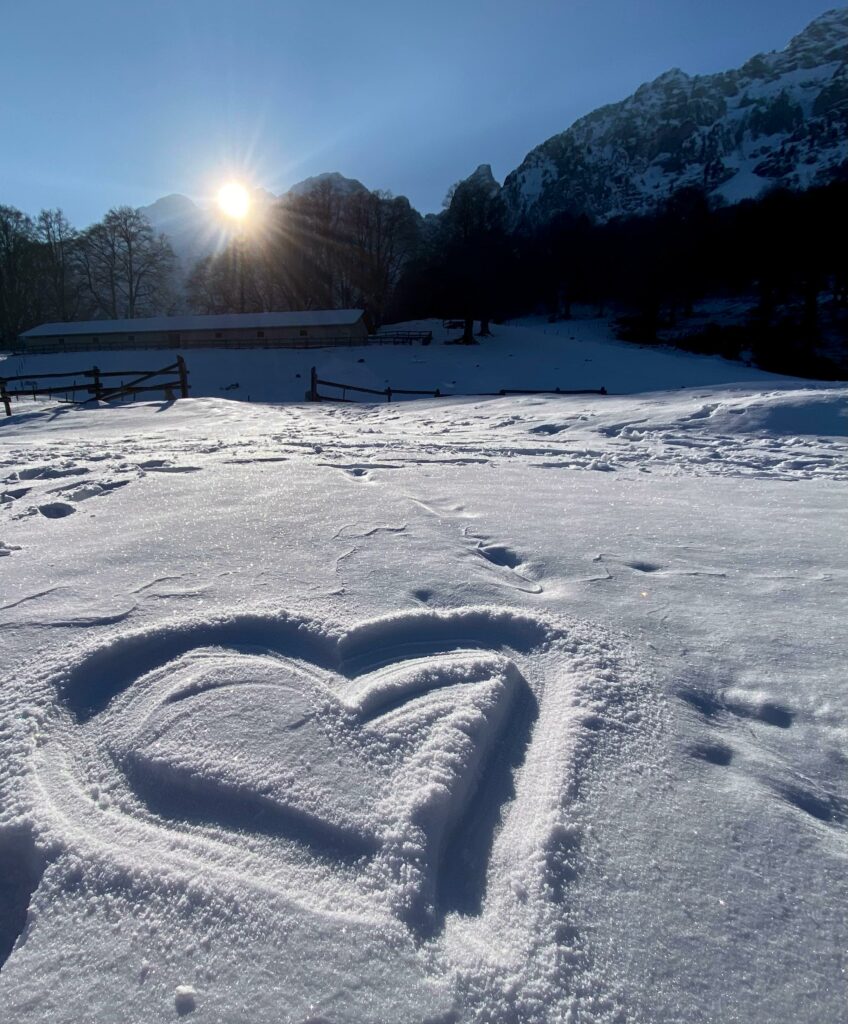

[217,181,251,221]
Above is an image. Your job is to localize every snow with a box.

[504,9,848,224]
[0,320,845,1022]
[173,985,197,1015]
[4,317,795,405]
[712,156,771,205]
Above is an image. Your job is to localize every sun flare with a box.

[217,181,251,221]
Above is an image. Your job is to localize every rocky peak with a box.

[284,171,369,199]
[464,163,502,195]
[786,7,848,63]
[500,7,848,228]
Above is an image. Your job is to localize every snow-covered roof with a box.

[20,310,365,339]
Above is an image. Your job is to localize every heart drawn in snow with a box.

[54,608,548,931]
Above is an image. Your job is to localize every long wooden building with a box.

[19,310,369,352]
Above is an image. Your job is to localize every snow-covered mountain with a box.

[501,7,848,226]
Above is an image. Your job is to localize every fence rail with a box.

[1,357,189,416]
[308,367,606,403]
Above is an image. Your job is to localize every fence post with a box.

[0,380,10,417]
[91,365,103,402]
[176,355,189,398]
[386,386,392,403]
[309,366,318,402]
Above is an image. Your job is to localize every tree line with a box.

[404,174,847,376]
[499,179,848,377]
[0,206,174,343]
[186,181,420,328]
[2,173,846,378]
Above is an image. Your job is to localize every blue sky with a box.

[1,0,840,225]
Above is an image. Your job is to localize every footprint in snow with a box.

[1,487,30,503]
[678,687,794,729]
[529,423,568,436]
[476,542,522,569]
[474,540,543,593]
[7,464,89,482]
[37,501,76,519]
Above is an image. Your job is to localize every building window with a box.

[256,330,265,339]
[168,332,180,343]
[57,338,64,344]
[215,332,223,339]
[299,329,308,337]
[127,334,135,341]
[91,336,99,343]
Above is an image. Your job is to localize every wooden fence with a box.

[1,357,189,417]
[308,367,606,403]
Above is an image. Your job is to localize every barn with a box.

[18,310,369,353]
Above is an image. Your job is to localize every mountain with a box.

[501,7,848,227]
[141,174,375,268]
[140,9,847,257]
[284,171,369,198]
[140,193,213,266]
[461,163,501,198]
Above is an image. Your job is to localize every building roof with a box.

[20,310,365,339]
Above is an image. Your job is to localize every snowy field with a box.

[0,324,846,1023]
[3,317,793,405]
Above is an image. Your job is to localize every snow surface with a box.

[0,323,846,1022]
[4,317,795,406]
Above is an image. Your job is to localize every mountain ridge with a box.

[500,6,848,225]
[142,7,848,258]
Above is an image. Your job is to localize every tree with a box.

[0,206,38,345]
[78,206,174,318]
[346,190,420,325]
[186,188,421,324]
[35,208,81,322]
[438,170,507,341]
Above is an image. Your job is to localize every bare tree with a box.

[186,187,421,322]
[347,191,419,325]
[35,208,81,322]
[78,206,175,318]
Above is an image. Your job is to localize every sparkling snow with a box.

[0,323,845,1022]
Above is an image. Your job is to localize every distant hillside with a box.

[140,193,215,266]
[501,7,848,226]
[140,173,377,269]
